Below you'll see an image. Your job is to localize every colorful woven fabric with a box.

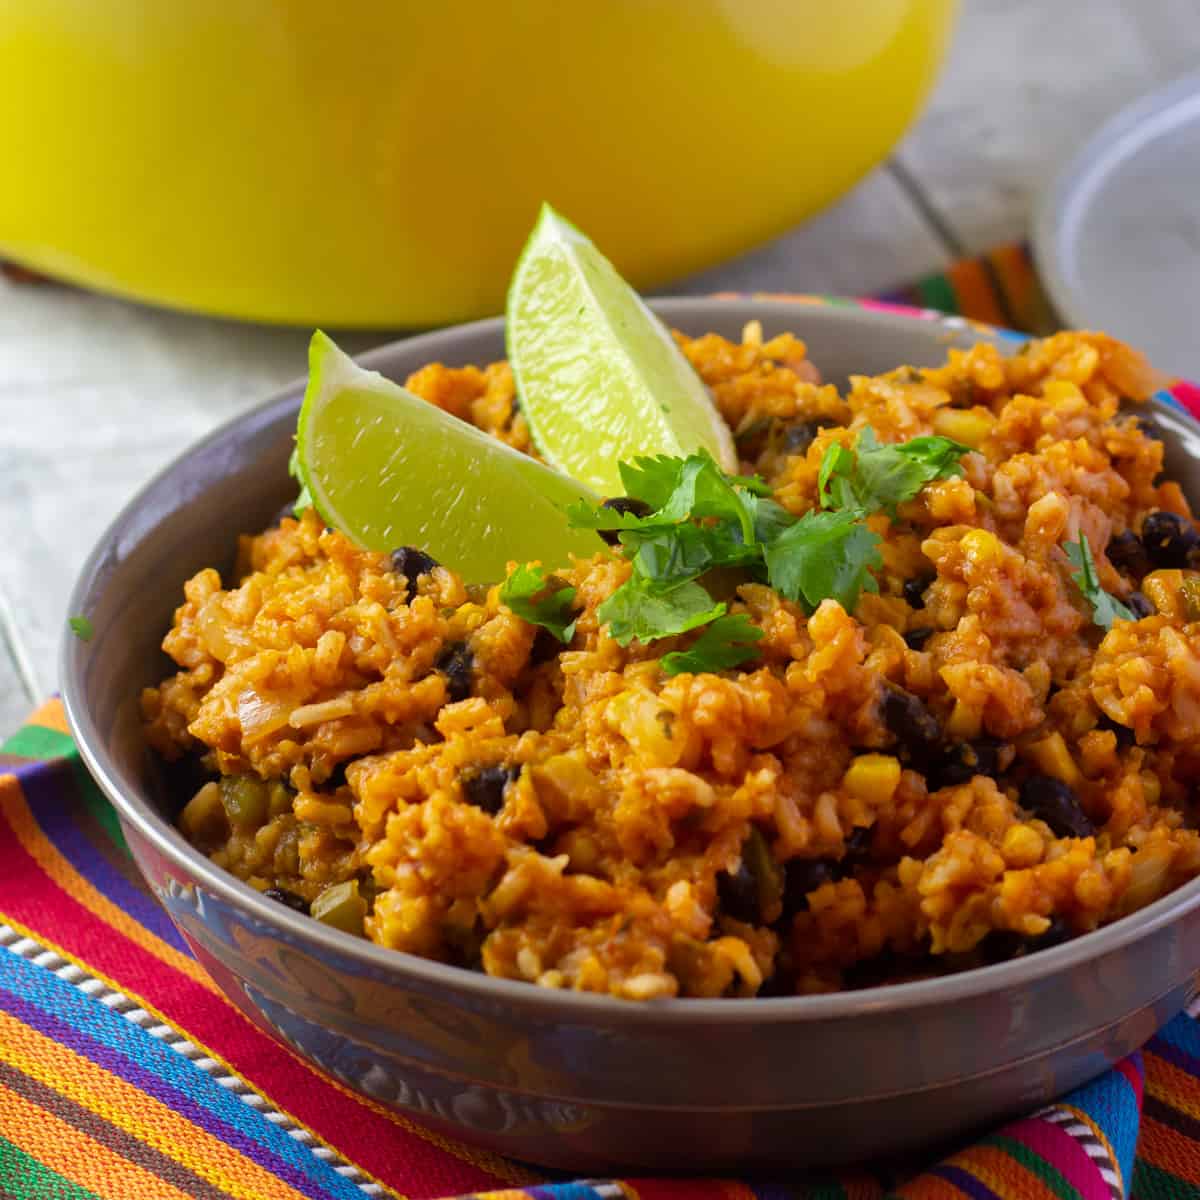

[875,242,1061,337]
[5,255,1200,1200]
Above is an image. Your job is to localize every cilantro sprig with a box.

[288,447,314,516]
[509,428,968,677]
[818,428,969,514]
[1065,535,1135,629]
[568,451,771,673]
[498,564,578,643]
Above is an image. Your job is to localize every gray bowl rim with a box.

[61,295,1200,1025]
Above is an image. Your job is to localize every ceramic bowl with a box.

[61,299,1200,1172]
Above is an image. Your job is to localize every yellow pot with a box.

[0,1,956,327]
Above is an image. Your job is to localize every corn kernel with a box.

[1181,575,1200,621]
[961,528,1002,564]
[1026,732,1083,789]
[933,407,995,448]
[1042,379,1083,404]
[843,754,902,805]
[1001,823,1044,868]
[1143,569,1184,618]
[945,699,982,740]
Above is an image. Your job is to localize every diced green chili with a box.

[311,880,367,936]
[219,776,269,828]
[1181,577,1200,621]
[743,826,784,922]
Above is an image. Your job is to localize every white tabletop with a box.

[2,0,1196,736]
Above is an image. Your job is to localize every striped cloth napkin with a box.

[4,248,1200,1200]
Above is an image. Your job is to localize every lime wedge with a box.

[506,204,737,497]
[294,332,604,584]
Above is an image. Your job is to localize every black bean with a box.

[1096,712,1135,748]
[462,765,519,815]
[529,626,562,666]
[930,737,1008,789]
[842,948,903,990]
[780,418,836,455]
[1134,414,1162,440]
[982,915,1072,963]
[756,970,796,997]
[1106,530,1149,580]
[1141,510,1200,569]
[390,547,440,591]
[903,627,935,651]
[903,574,935,610]
[948,380,984,409]
[763,838,871,927]
[1020,775,1095,839]
[716,859,760,924]
[598,497,652,546]
[264,887,310,915]
[881,682,941,755]
[781,858,836,917]
[719,828,783,925]
[1127,591,1154,619]
[979,929,1023,963]
[436,642,474,702]
[159,754,213,817]
[733,417,773,454]
[839,824,874,872]
[1036,915,1073,949]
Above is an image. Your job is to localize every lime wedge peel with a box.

[506,204,737,498]
[294,332,604,584]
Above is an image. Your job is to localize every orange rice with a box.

[142,326,1200,999]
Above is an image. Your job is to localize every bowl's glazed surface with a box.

[0,3,955,326]
[62,300,1200,1171]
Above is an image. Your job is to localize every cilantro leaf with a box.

[660,613,765,676]
[68,615,94,642]
[748,495,798,545]
[818,442,857,509]
[498,564,578,643]
[894,434,974,476]
[293,483,314,516]
[597,577,725,646]
[565,498,665,533]
[764,509,882,614]
[652,453,757,544]
[1065,535,1135,629]
[621,522,759,591]
[617,454,691,511]
[818,427,969,515]
[288,446,313,516]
